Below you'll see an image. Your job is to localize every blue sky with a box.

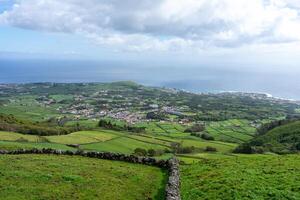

[0,0,300,69]
[1,0,300,99]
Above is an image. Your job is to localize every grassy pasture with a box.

[0,141,75,151]
[0,128,236,154]
[180,154,300,200]
[0,131,41,142]
[0,95,60,121]
[81,136,168,154]
[206,119,256,143]
[45,131,119,145]
[0,154,167,200]
[151,135,237,153]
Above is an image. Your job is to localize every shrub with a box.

[191,132,214,140]
[178,146,195,154]
[184,124,205,133]
[233,143,255,154]
[98,119,145,133]
[134,148,147,156]
[200,133,214,140]
[147,149,156,157]
[205,146,217,152]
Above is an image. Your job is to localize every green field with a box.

[0,131,41,142]
[206,119,256,143]
[81,136,168,154]
[46,131,119,145]
[0,129,237,154]
[0,95,61,121]
[180,154,300,200]
[0,154,167,200]
[0,141,75,151]
[150,134,237,153]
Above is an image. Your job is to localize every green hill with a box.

[235,120,300,154]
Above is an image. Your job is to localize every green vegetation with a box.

[46,131,118,145]
[205,119,256,143]
[180,154,300,200]
[235,120,300,154]
[0,141,75,151]
[1,82,300,199]
[98,119,146,133]
[0,131,41,142]
[81,136,167,154]
[0,114,77,136]
[0,154,167,200]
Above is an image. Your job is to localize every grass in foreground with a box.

[0,154,167,200]
[180,154,300,200]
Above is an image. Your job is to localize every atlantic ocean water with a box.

[1,59,299,100]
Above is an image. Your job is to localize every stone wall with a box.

[0,148,181,200]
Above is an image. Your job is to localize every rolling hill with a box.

[235,120,300,154]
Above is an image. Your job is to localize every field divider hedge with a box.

[0,148,181,200]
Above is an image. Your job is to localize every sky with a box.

[1,0,300,60]
[1,0,300,98]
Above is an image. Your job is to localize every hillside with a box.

[180,154,300,200]
[235,120,300,154]
[0,82,300,199]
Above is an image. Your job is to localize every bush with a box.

[98,119,145,133]
[233,143,255,154]
[205,146,217,152]
[200,133,214,140]
[191,132,214,140]
[170,142,195,154]
[147,149,156,157]
[184,124,205,133]
[134,148,147,156]
[178,146,195,154]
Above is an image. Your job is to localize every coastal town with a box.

[1,82,300,126]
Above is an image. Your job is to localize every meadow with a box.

[180,154,300,200]
[0,128,237,155]
[0,154,167,200]
[205,119,256,143]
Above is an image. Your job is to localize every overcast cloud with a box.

[1,0,300,52]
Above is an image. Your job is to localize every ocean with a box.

[1,59,300,100]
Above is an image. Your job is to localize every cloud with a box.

[1,0,300,51]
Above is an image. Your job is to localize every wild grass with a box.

[180,154,300,200]
[0,154,167,200]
